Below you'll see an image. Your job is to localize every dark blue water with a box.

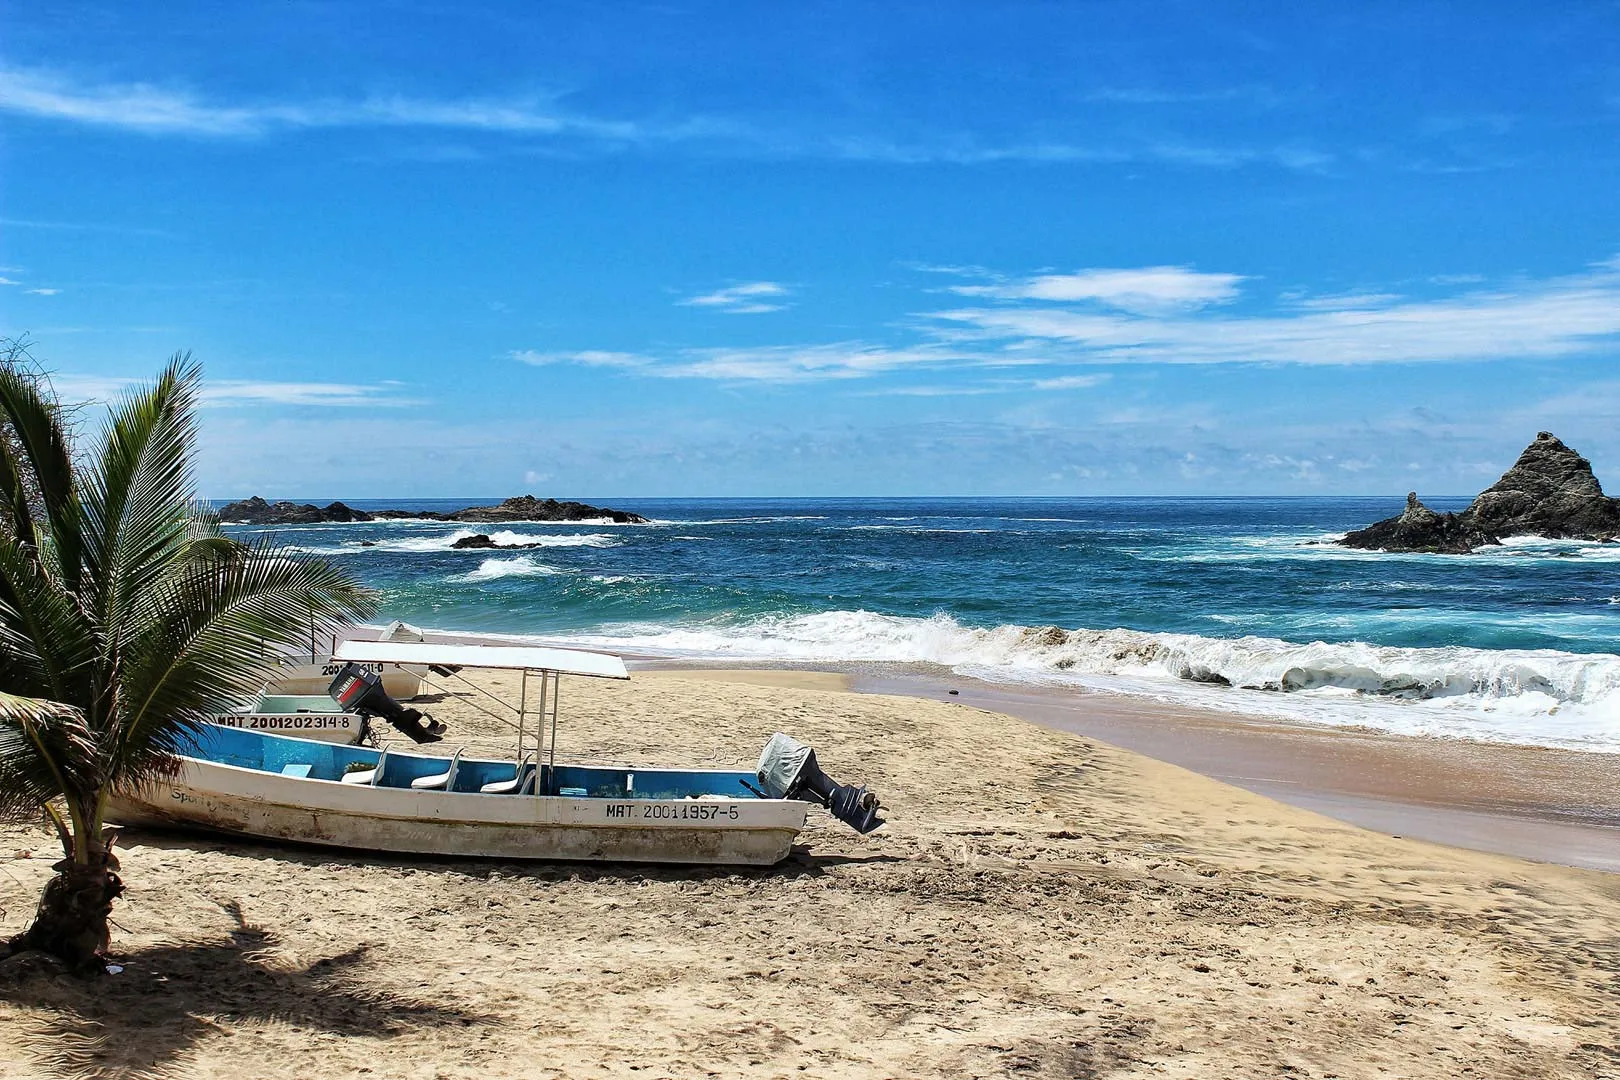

[220,497,1620,750]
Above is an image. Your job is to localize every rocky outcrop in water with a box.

[1338,433,1620,553]
[216,497,372,525]
[448,533,552,550]
[218,494,647,525]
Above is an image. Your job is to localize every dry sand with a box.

[2,669,1617,1079]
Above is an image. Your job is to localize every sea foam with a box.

[557,611,1620,752]
[450,557,563,582]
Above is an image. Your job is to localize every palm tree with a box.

[0,354,376,973]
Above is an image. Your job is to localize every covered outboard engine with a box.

[328,663,446,744]
[755,732,884,834]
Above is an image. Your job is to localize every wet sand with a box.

[2,668,1618,1079]
[847,669,1620,874]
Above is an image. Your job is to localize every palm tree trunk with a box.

[3,848,124,974]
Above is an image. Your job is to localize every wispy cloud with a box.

[930,258,1620,366]
[50,373,419,407]
[1083,85,1281,107]
[514,343,946,383]
[509,260,1620,389]
[1031,374,1109,390]
[512,349,649,369]
[951,266,1244,315]
[0,269,61,295]
[0,66,1334,173]
[678,281,790,314]
[0,66,638,140]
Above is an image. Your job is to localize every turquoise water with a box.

[222,497,1620,751]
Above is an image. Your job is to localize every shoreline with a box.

[637,659,1620,873]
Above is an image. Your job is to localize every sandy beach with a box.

[2,669,1617,1079]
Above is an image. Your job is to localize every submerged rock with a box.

[1338,433,1620,553]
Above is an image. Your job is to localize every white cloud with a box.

[0,66,1335,173]
[512,342,945,383]
[932,258,1620,366]
[679,281,790,314]
[23,287,59,296]
[511,349,649,368]
[0,67,633,140]
[1031,374,1109,390]
[951,266,1245,315]
[0,277,19,286]
[48,373,417,408]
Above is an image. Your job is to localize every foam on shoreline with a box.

[537,611,1620,752]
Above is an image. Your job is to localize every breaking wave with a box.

[558,611,1620,751]
[450,557,563,582]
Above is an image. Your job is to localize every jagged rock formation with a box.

[443,496,645,524]
[1338,433,1620,553]
[218,494,647,525]
[215,497,371,525]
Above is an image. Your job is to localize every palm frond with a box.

[81,354,199,643]
[0,364,82,592]
[0,430,37,544]
[0,692,95,822]
[109,541,375,789]
[0,535,96,704]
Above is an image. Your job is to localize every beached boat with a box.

[261,619,427,699]
[108,640,883,865]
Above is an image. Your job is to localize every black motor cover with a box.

[327,663,446,744]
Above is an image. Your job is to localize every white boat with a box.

[108,640,884,866]
[262,620,427,699]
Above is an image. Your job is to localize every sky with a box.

[2,1,1619,499]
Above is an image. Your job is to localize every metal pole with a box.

[516,669,529,771]
[535,670,549,794]
[548,672,560,778]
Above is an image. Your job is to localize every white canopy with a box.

[335,639,629,680]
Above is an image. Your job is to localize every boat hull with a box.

[107,758,807,866]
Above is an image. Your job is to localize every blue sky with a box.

[2,1,1619,498]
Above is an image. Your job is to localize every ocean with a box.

[221,497,1620,753]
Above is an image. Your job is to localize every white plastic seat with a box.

[480,755,534,795]
[342,748,388,786]
[411,748,462,791]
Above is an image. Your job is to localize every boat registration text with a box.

[604,802,740,821]
[215,713,359,731]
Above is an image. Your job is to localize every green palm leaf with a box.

[0,352,377,971]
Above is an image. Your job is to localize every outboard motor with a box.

[755,732,885,834]
[328,663,446,744]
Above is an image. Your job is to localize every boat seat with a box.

[280,763,313,778]
[341,748,388,786]
[411,748,463,791]
[480,755,534,795]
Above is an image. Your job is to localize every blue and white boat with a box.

[107,640,883,866]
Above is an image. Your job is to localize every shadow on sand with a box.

[112,825,906,885]
[0,900,492,1080]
